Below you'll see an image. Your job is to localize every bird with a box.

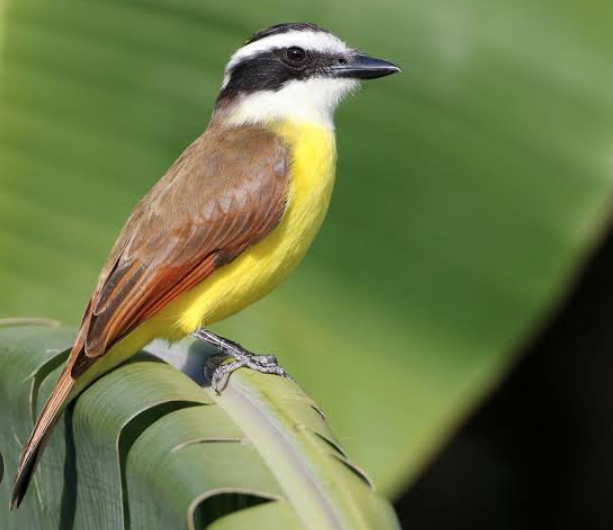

[10,22,399,509]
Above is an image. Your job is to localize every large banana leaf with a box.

[0,322,399,529]
[2,1,613,496]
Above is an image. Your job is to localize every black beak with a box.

[330,53,401,80]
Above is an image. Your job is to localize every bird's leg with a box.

[192,329,291,393]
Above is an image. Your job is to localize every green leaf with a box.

[0,324,400,529]
[2,1,613,496]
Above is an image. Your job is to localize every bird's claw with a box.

[195,328,292,393]
[204,351,292,393]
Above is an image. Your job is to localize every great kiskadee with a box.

[10,22,399,508]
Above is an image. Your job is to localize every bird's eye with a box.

[286,46,307,64]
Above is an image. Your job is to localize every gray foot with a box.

[193,329,292,393]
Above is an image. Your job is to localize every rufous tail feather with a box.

[10,361,76,510]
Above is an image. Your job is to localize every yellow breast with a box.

[77,120,336,389]
[167,119,337,335]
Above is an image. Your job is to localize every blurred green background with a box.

[2,0,613,499]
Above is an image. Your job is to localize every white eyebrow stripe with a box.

[223,30,349,81]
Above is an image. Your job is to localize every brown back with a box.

[71,123,289,376]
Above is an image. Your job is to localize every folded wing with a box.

[72,125,288,376]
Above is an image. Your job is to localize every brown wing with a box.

[71,125,288,377]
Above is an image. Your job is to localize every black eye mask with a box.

[218,48,349,101]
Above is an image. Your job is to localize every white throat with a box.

[224,77,358,130]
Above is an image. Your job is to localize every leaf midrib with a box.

[211,380,349,530]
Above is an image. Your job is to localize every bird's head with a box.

[215,23,400,129]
